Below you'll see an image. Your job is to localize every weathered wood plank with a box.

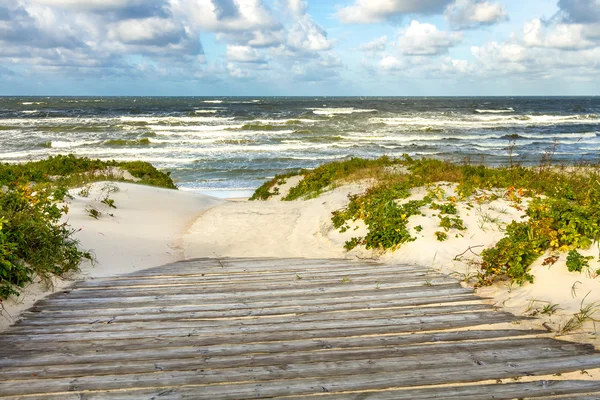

[75,265,432,287]
[0,328,544,359]
[18,295,479,325]
[27,287,474,313]
[58,276,459,300]
[9,303,494,334]
[0,338,591,380]
[32,283,472,311]
[0,311,518,343]
[2,354,600,397]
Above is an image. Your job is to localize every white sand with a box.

[0,182,223,330]
[2,177,600,349]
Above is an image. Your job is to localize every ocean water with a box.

[0,96,599,195]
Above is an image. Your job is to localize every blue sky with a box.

[0,0,599,96]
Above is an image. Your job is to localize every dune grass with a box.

[0,154,176,301]
[252,155,600,286]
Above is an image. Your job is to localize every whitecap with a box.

[203,100,224,104]
[308,108,378,115]
[475,108,514,113]
[50,140,96,148]
[121,116,235,124]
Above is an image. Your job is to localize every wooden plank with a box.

[27,288,475,313]
[11,303,495,335]
[0,330,548,367]
[68,271,448,293]
[0,328,544,359]
[0,311,517,343]
[59,276,459,300]
[1,354,600,397]
[33,283,472,310]
[18,295,479,325]
[0,338,590,381]
[44,280,464,303]
[75,265,433,287]
[13,303,492,331]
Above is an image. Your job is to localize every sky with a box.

[0,0,599,96]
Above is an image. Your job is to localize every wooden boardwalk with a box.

[1,257,600,399]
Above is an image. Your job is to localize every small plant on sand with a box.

[100,198,116,209]
[435,231,448,242]
[430,202,457,214]
[566,249,594,273]
[86,206,101,219]
[559,293,600,335]
[249,171,298,201]
[439,215,466,232]
[78,184,93,198]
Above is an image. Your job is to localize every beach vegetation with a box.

[249,171,299,200]
[0,184,93,300]
[566,250,594,273]
[259,155,600,286]
[0,154,176,301]
[435,231,448,241]
[0,154,176,189]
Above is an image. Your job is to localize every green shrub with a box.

[0,154,176,189]
[263,156,600,285]
[0,185,92,299]
[250,171,299,200]
[566,249,594,273]
[284,156,400,201]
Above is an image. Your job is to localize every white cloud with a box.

[397,20,462,55]
[338,0,453,24]
[445,0,508,30]
[360,36,387,52]
[175,0,279,33]
[287,0,307,16]
[379,54,404,70]
[287,14,331,52]
[524,19,597,49]
[226,44,266,62]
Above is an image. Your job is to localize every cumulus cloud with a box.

[0,0,204,79]
[397,20,462,55]
[338,0,453,24]
[445,0,508,30]
[523,19,597,49]
[177,0,279,34]
[379,55,404,70]
[287,0,308,16]
[226,44,266,63]
[360,36,388,52]
[287,14,331,52]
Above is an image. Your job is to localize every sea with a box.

[0,97,599,197]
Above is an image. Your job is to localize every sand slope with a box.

[0,182,223,330]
